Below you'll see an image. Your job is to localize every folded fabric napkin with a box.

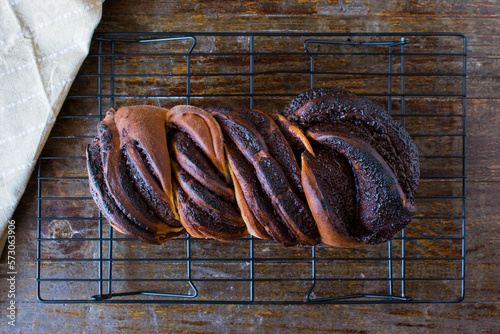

[0,0,103,253]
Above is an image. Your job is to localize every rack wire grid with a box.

[37,32,467,304]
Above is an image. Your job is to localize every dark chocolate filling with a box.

[225,138,297,246]
[130,139,163,191]
[284,88,419,205]
[236,109,305,201]
[210,109,264,155]
[303,144,368,240]
[117,148,161,231]
[176,185,246,235]
[87,139,156,238]
[170,130,234,202]
[176,164,242,226]
[125,145,182,228]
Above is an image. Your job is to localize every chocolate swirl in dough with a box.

[86,88,419,247]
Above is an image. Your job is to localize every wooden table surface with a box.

[2,0,499,332]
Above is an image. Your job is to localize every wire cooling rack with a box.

[37,32,466,304]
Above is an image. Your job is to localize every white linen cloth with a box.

[0,0,103,252]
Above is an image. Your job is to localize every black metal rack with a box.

[37,32,466,304]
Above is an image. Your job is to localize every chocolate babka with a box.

[86,88,419,247]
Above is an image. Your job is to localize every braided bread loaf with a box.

[86,88,419,247]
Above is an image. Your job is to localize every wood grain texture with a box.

[1,0,499,332]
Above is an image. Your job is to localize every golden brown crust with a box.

[270,113,315,157]
[86,109,184,245]
[114,106,173,201]
[167,105,229,182]
[228,162,271,240]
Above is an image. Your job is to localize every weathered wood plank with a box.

[100,0,500,18]
[466,99,500,181]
